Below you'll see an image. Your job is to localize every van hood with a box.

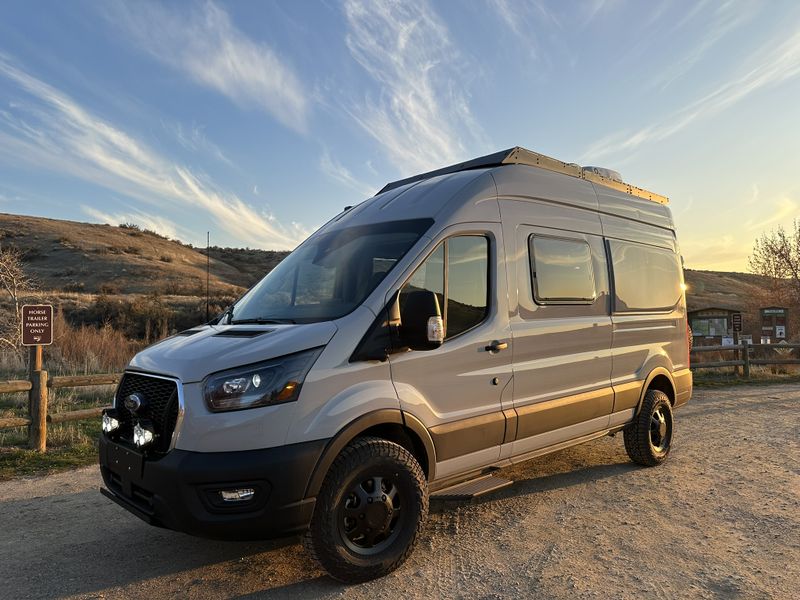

[127,322,338,383]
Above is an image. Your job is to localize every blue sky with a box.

[0,0,799,271]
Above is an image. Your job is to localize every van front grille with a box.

[115,373,179,454]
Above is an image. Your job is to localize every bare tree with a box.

[748,219,800,305]
[0,246,36,350]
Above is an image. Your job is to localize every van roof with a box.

[378,146,669,205]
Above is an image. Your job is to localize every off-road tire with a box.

[624,389,673,467]
[303,436,429,583]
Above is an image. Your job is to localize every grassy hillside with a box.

[0,213,288,295]
[684,269,774,312]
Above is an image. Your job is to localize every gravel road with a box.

[1,385,798,599]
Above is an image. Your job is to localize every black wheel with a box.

[623,389,673,467]
[303,436,429,583]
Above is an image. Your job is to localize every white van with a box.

[100,147,692,582]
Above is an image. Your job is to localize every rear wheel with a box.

[304,437,428,583]
[623,389,673,466]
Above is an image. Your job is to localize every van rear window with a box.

[609,241,682,312]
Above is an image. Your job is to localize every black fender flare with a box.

[304,409,436,498]
[635,367,676,414]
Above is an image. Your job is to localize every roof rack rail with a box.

[377,146,668,205]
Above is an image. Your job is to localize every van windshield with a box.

[228,219,433,324]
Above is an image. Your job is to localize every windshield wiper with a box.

[229,318,296,325]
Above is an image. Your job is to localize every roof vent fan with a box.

[582,166,623,183]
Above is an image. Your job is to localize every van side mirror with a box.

[401,290,444,350]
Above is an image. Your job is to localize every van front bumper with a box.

[99,436,327,540]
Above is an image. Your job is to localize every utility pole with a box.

[206,231,210,323]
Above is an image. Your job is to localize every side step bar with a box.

[430,474,513,501]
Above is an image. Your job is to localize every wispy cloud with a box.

[163,120,234,168]
[744,196,799,231]
[0,54,307,249]
[648,2,760,92]
[343,0,487,174]
[81,205,183,240]
[486,0,560,60]
[581,27,800,162]
[109,1,309,133]
[319,149,376,198]
[681,234,746,271]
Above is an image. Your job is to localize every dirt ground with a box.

[1,384,798,600]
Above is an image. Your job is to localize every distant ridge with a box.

[0,212,289,296]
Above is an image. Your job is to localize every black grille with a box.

[115,373,179,454]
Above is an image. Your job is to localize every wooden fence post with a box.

[742,341,750,380]
[29,369,48,452]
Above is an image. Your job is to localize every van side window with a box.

[446,236,489,338]
[400,235,489,340]
[609,240,682,311]
[529,236,596,303]
[400,243,444,316]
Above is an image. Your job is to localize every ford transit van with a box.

[100,147,692,582]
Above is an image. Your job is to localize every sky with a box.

[0,0,799,271]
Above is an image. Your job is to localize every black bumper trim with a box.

[99,436,327,540]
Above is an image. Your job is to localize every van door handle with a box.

[485,340,508,353]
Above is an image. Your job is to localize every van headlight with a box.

[203,348,323,412]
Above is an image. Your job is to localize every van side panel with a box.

[498,197,615,455]
[603,205,690,411]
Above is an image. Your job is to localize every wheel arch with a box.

[636,367,676,413]
[304,409,435,498]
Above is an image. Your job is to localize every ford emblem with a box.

[124,392,146,413]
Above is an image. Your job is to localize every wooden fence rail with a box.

[691,341,800,379]
[0,371,120,452]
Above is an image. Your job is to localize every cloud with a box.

[681,234,747,271]
[81,205,183,240]
[486,0,560,60]
[648,2,759,92]
[581,26,800,163]
[0,54,306,250]
[319,149,376,198]
[110,1,309,133]
[164,120,234,168]
[744,196,799,231]
[343,0,488,174]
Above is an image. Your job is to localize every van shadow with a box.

[3,440,639,598]
[430,434,635,507]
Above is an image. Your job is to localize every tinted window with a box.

[232,219,432,323]
[447,236,489,338]
[400,235,489,341]
[610,241,682,311]
[530,236,596,302]
[399,243,444,316]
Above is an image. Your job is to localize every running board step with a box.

[431,475,513,501]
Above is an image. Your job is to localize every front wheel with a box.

[304,437,429,583]
[623,389,674,466]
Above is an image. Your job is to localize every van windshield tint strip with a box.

[230,219,434,324]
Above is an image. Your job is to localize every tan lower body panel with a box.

[673,368,693,406]
[515,387,614,440]
[429,411,506,462]
[612,380,643,412]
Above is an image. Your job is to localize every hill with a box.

[0,213,288,296]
